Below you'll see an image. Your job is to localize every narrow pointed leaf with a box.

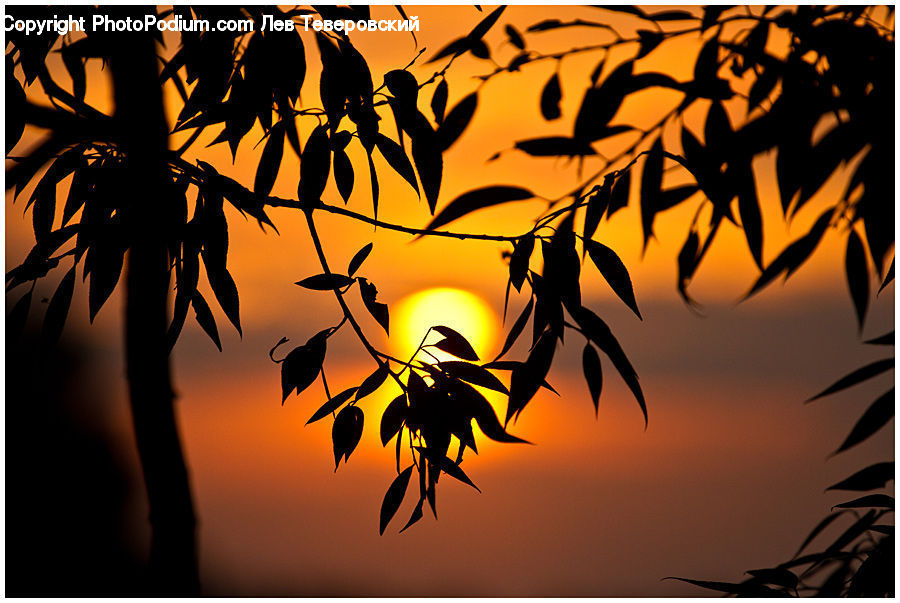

[307,387,358,425]
[380,466,414,534]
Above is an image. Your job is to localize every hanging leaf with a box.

[380,465,414,534]
[7,288,32,342]
[573,60,633,142]
[431,78,449,125]
[298,124,331,205]
[639,138,664,248]
[410,116,443,214]
[573,306,646,427]
[505,24,525,49]
[254,126,285,198]
[332,405,364,468]
[806,358,893,402]
[295,273,355,291]
[425,186,534,232]
[437,92,478,151]
[307,387,359,425]
[381,393,408,446]
[333,148,354,203]
[845,230,870,330]
[540,73,562,121]
[585,240,642,319]
[356,365,389,401]
[191,294,222,352]
[437,361,508,394]
[496,297,534,359]
[375,134,420,195]
[359,278,390,334]
[348,243,373,277]
[440,457,481,492]
[431,325,479,361]
[827,462,894,492]
[737,166,764,269]
[582,344,603,414]
[281,329,329,403]
[41,264,76,345]
[509,234,535,292]
[834,494,894,510]
[835,388,894,453]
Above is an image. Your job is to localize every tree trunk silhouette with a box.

[110,30,199,593]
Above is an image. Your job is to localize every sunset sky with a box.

[5,5,894,596]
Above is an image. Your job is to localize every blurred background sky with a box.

[5,5,894,596]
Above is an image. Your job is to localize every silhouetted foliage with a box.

[6,4,893,595]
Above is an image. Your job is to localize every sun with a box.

[391,288,499,364]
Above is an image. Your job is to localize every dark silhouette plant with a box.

[6,4,893,596]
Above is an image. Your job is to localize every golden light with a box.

[390,287,499,364]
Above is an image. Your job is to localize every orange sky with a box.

[5,5,894,596]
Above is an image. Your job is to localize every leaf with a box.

[191,294,222,352]
[737,166,764,269]
[509,234,535,291]
[295,273,355,291]
[254,126,284,198]
[865,331,893,346]
[437,92,477,151]
[440,457,481,492]
[582,344,604,414]
[585,240,641,319]
[281,330,328,403]
[381,393,408,445]
[356,365,389,401]
[7,288,32,341]
[834,494,895,510]
[744,209,833,299]
[380,466,414,534]
[505,24,525,50]
[514,136,597,157]
[425,186,534,232]
[508,329,556,422]
[574,60,633,142]
[845,230,870,330]
[384,69,418,105]
[835,388,894,453]
[204,256,242,337]
[748,68,778,111]
[410,116,443,214]
[432,325,479,361]
[332,405,364,468]
[41,264,76,346]
[540,73,562,121]
[307,387,359,425]
[347,243,373,277]
[607,170,631,217]
[399,497,425,533]
[375,134,420,195]
[663,577,782,597]
[639,138,664,248]
[465,388,530,444]
[827,462,894,491]
[878,258,894,294]
[333,148,354,203]
[794,512,847,558]
[468,6,506,41]
[496,297,534,360]
[583,186,609,241]
[298,124,330,204]
[419,76,445,128]
[806,358,893,402]
[746,568,798,590]
[359,278,389,334]
[437,361,508,394]
[573,307,646,427]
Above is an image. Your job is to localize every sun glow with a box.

[391,288,499,364]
